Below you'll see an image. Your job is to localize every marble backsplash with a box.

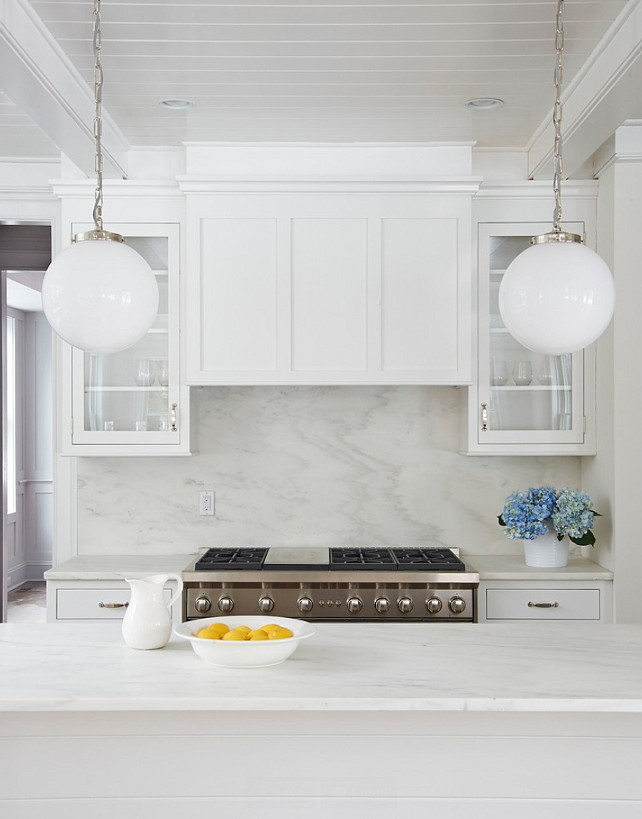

[77,386,581,556]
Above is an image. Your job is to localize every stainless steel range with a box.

[182,546,479,622]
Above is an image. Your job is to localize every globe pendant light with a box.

[498,0,615,356]
[42,0,158,354]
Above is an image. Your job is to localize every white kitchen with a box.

[1,1,642,816]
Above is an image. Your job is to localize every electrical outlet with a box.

[199,491,214,516]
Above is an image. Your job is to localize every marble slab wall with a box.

[77,386,581,556]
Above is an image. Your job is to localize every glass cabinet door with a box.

[477,223,587,447]
[70,224,186,451]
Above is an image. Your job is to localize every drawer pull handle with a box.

[98,601,129,609]
[481,402,488,432]
[528,601,559,608]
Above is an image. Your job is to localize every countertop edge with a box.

[2,697,641,714]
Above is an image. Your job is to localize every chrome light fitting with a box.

[42,0,158,354]
[498,0,615,355]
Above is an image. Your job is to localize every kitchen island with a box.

[1,621,641,818]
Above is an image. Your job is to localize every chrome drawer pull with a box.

[528,601,559,608]
[98,601,129,609]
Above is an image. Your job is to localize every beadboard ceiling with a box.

[0,0,639,175]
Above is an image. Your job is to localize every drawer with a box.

[485,588,600,621]
[55,587,172,620]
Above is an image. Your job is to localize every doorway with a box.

[1,223,52,622]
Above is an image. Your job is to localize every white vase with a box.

[523,525,569,568]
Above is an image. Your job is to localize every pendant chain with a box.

[552,0,565,232]
[92,0,104,232]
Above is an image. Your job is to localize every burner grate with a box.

[194,547,267,571]
[391,547,466,572]
[330,547,397,571]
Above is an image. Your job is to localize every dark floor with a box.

[6,581,46,622]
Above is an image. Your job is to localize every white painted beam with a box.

[528,0,642,180]
[0,0,129,178]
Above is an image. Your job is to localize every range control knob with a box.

[397,596,414,614]
[449,595,467,615]
[297,596,314,614]
[426,596,443,614]
[374,597,390,614]
[346,597,363,614]
[194,595,212,614]
[258,596,275,613]
[218,596,235,614]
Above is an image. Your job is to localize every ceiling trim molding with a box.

[0,0,130,178]
[528,0,642,179]
[177,178,482,194]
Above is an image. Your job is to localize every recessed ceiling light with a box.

[158,99,195,110]
[464,98,504,110]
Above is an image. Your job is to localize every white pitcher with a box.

[121,573,183,650]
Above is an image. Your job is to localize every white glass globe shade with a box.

[498,241,615,355]
[42,238,159,353]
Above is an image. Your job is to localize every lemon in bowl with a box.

[174,615,315,668]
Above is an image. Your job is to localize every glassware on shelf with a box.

[512,361,532,386]
[537,356,554,386]
[103,420,115,431]
[558,412,572,430]
[154,359,169,387]
[490,360,508,386]
[134,359,153,387]
[135,420,147,432]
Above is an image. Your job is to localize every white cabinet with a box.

[484,587,601,621]
[471,554,613,623]
[58,221,190,456]
[184,192,472,385]
[462,215,596,455]
[47,579,181,623]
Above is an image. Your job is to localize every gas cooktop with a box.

[193,545,468,573]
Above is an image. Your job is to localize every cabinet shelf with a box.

[84,386,169,393]
[490,385,572,392]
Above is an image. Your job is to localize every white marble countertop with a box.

[1,621,640,713]
[44,554,196,580]
[43,553,613,582]
[466,554,613,580]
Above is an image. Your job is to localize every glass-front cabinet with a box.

[62,223,190,455]
[462,222,595,455]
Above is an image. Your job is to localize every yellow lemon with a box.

[195,627,222,640]
[205,622,230,636]
[234,625,252,635]
[260,623,280,633]
[267,626,294,640]
[248,631,269,641]
[222,629,249,641]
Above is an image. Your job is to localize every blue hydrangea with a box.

[499,486,598,545]
[552,487,595,540]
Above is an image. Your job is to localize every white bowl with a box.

[174,615,315,668]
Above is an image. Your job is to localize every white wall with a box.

[5,310,53,588]
[76,386,581,557]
